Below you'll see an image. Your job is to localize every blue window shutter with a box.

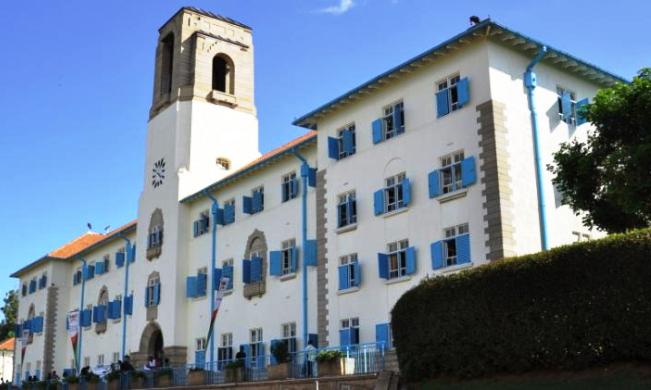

[242,259,251,284]
[197,273,207,296]
[378,253,389,279]
[576,98,589,125]
[223,266,234,289]
[428,170,441,198]
[352,262,361,287]
[144,286,150,307]
[241,344,251,368]
[186,276,197,298]
[193,221,199,237]
[456,234,471,264]
[291,178,299,198]
[257,343,266,368]
[251,257,262,282]
[107,302,114,319]
[402,178,412,206]
[436,89,450,117]
[461,156,477,188]
[374,189,385,216]
[561,91,573,123]
[347,198,356,223]
[305,239,317,266]
[291,248,299,272]
[406,247,417,275]
[153,283,161,305]
[340,329,352,347]
[215,208,225,226]
[124,295,133,316]
[270,340,280,365]
[431,241,444,270]
[224,203,235,224]
[393,104,404,133]
[269,251,282,276]
[116,300,122,318]
[457,77,470,107]
[213,268,223,290]
[308,168,317,188]
[372,119,383,144]
[338,265,349,290]
[328,137,340,160]
[195,350,206,368]
[342,129,355,154]
[92,306,99,323]
[116,252,125,268]
[243,196,253,214]
[375,323,390,348]
[253,190,263,212]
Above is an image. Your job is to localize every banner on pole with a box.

[67,310,80,368]
[206,277,230,346]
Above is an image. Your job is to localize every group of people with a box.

[143,356,170,371]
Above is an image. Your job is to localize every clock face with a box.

[151,158,166,188]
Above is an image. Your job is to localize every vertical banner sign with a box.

[67,310,80,369]
[205,277,229,346]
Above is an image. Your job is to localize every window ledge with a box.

[279,273,297,281]
[337,286,360,295]
[220,289,233,296]
[210,90,238,107]
[383,207,409,219]
[436,189,468,203]
[436,262,473,274]
[384,275,411,285]
[191,295,208,302]
[336,223,358,234]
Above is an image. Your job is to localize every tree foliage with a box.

[549,68,651,233]
[0,290,18,340]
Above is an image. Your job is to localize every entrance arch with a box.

[139,322,165,362]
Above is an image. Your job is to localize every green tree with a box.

[549,68,651,233]
[0,290,18,340]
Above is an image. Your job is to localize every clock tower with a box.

[132,7,260,365]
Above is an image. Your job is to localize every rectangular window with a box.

[221,333,233,348]
[340,254,359,288]
[338,123,356,159]
[440,151,464,194]
[223,199,236,224]
[557,86,578,125]
[384,173,406,213]
[148,226,163,249]
[193,211,210,237]
[337,191,357,228]
[340,317,360,345]
[382,101,405,140]
[83,357,90,368]
[218,333,233,367]
[281,172,298,202]
[387,240,409,279]
[281,239,296,275]
[438,74,461,112]
[281,322,297,353]
[147,276,160,307]
[97,354,105,367]
[249,328,263,368]
[112,353,120,364]
[196,338,207,351]
[443,223,469,267]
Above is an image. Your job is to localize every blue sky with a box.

[0,0,648,309]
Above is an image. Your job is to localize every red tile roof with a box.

[48,232,104,258]
[235,131,316,174]
[0,338,15,351]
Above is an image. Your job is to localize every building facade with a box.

[11,7,624,382]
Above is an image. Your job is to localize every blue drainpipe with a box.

[292,150,310,351]
[524,45,550,251]
[117,233,132,360]
[75,256,87,373]
[203,190,219,371]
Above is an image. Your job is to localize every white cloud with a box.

[317,0,355,15]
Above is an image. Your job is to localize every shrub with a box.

[316,350,342,363]
[64,374,79,384]
[157,368,173,379]
[392,229,651,381]
[225,360,244,369]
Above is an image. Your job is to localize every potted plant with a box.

[106,370,122,390]
[187,367,205,386]
[83,372,100,390]
[224,360,244,383]
[129,370,146,389]
[267,341,291,380]
[156,368,174,388]
[316,350,343,377]
[64,374,79,390]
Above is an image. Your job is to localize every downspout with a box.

[117,233,132,360]
[203,190,219,371]
[292,150,310,351]
[75,256,87,374]
[524,45,550,250]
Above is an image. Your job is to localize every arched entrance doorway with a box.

[138,322,165,364]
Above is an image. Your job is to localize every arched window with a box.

[160,33,174,97]
[212,54,234,94]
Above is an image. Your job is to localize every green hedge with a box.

[391,229,651,381]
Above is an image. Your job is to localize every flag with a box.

[67,310,80,369]
[205,277,229,347]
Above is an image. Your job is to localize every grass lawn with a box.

[417,364,651,390]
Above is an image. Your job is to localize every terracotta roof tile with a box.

[233,131,316,175]
[0,337,15,351]
[48,232,104,258]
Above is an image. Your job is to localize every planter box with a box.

[318,358,343,377]
[129,377,145,389]
[267,363,290,380]
[107,379,120,390]
[224,367,244,383]
[187,371,205,386]
[157,375,172,388]
[65,383,78,390]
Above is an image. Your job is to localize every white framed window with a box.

[149,225,163,248]
[113,352,120,364]
[224,198,235,209]
[337,191,357,228]
[196,337,207,351]
[443,223,469,266]
[557,86,578,125]
[147,276,160,307]
[250,328,263,344]
[384,173,406,212]
[281,172,298,202]
[281,239,296,275]
[282,322,296,339]
[440,151,465,194]
[340,254,359,287]
[249,328,263,367]
[387,240,409,279]
[340,317,360,344]
[382,101,405,140]
[337,123,356,159]
[221,333,233,348]
[97,354,105,367]
[438,74,461,112]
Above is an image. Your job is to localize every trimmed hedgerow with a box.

[391,229,651,381]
